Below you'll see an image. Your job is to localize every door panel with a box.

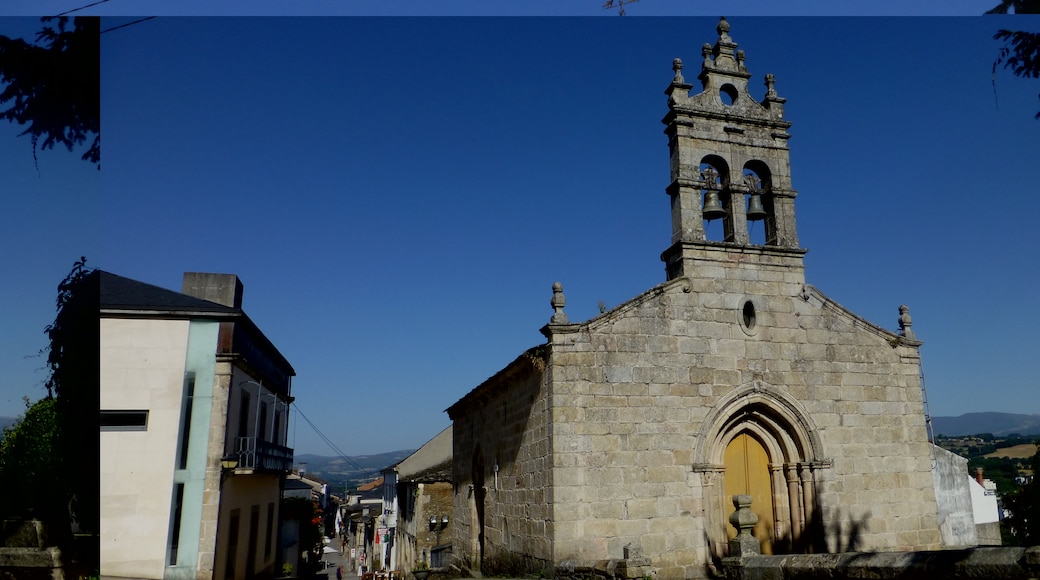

[723,432,774,554]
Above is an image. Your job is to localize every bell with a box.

[746,193,767,221]
[702,191,726,221]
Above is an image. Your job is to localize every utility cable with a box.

[292,401,365,472]
[100,16,156,34]
[57,0,110,15]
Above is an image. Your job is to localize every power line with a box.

[100,16,156,34]
[57,0,111,16]
[291,401,365,472]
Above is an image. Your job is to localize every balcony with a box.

[227,436,293,473]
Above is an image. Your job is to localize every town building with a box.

[393,426,454,573]
[100,271,295,579]
[447,18,950,579]
[343,477,385,573]
[970,468,1002,545]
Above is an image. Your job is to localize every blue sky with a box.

[2,13,1038,457]
[0,1,1006,17]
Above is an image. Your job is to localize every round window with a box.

[742,300,756,330]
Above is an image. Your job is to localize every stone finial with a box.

[717,16,731,42]
[728,494,760,557]
[898,304,915,339]
[765,73,777,97]
[671,58,685,85]
[550,282,569,324]
[736,49,746,72]
[702,43,713,68]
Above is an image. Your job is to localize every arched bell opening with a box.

[741,162,775,246]
[699,156,734,243]
[697,387,825,559]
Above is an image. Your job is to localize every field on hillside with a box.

[984,443,1039,459]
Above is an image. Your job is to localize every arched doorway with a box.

[696,383,828,558]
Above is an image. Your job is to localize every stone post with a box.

[728,495,760,557]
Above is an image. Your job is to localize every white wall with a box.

[930,444,978,547]
[100,317,190,579]
[970,478,1000,525]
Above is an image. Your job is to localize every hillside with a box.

[931,412,1040,437]
[294,449,414,493]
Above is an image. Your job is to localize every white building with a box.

[100,271,296,579]
[970,469,1001,546]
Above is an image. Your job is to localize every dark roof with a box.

[99,270,297,383]
[100,271,238,315]
[400,458,452,484]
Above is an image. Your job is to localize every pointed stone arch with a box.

[694,382,829,557]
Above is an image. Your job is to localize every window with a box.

[100,410,148,431]
[264,503,275,560]
[177,373,195,469]
[246,505,259,577]
[742,300,756,330]
[737,298,761,337]
[258,402,268,442]
[238,392,251,440]
[225,509,240,579]
[167,483,185,565]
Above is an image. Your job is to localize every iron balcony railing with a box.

[232,436,294,473]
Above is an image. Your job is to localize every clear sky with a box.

[2,13,1038,457]
[0,0,1006,17]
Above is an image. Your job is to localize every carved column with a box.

[800,464,815,524]
[770,465,787,540]
[786,465,802,541]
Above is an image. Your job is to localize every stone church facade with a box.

[446,19,942,579]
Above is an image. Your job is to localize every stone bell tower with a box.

[661,17,805,281]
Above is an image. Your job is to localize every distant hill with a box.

[932,412,1040,437]
[294,449,414,493]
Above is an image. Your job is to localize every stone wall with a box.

[0,520,66,580]
[543,256,940,577]
[721,546,1040,580]
[449,350,552,574]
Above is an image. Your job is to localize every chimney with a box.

[975,467,984,486]
[181,273,244,308]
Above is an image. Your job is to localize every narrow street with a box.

[312,542,356,580]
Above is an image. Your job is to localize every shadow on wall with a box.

[705,495,870,578]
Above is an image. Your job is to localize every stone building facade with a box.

[446,18,943,579]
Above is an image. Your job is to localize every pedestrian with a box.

[337,565,344,580]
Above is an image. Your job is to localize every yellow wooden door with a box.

[723,432,775,554]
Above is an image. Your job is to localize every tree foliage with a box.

[42,257,100,535]
[1002,443,1040,545]
[0,397,61,521]
[987,0,1040,13]
[989,1,1040,118]
[0,17,99,167]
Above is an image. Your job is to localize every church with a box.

[446,18,944,579]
